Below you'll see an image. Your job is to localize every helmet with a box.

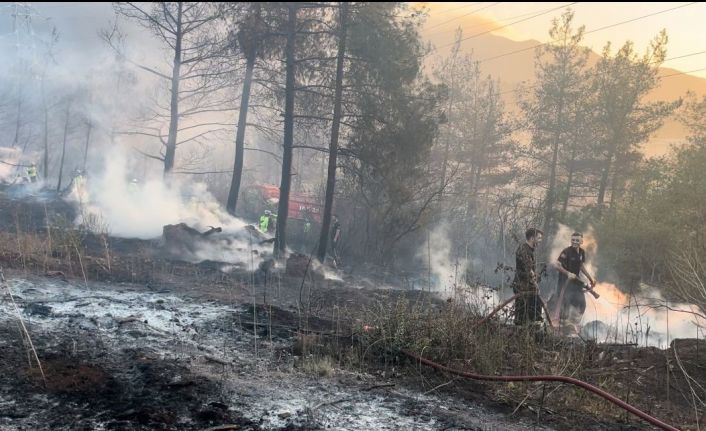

[131,178,138,183]
[264,210,271,215]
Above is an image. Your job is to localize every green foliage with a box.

[597,138,706,292]
[337,3,447,263]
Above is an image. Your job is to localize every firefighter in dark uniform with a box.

[330,215,342,267]
[549,231,596,327]
[512,228,544,325]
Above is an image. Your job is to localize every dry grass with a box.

[331,286,705,430]
[299,354,335,377]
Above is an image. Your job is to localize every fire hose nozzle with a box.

[581,281,600,299]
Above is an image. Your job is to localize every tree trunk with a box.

[543,99,564,236]
[42,79,49,180]
[440,74,454,189]
[12,72,23,148]
[163,1,183,175]
[226,47,256,215]
[274,4,298,258]
[83,120,92,172]
[56,102,71,192]
[561,151,575,217]
[597,152,613,208]
[608,155,625,210]
[543,138,561,235]
[317,2,348,263]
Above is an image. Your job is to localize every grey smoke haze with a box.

[0,3,160,73]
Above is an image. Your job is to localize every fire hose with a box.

[471,292,554,329]
[474,280,601,330]
[402,349,680,431]
[403,288,680,430]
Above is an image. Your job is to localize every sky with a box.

[0,2,162,75]
[2,2,704,78]
[0,1,703,158]
[419,2,706,79]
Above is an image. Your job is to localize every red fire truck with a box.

[242,183,323,223]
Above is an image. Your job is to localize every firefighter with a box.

[269,212,277,233]
[330,215,342,267]
[128,178,139,194]
[259,210,271,233]
[73,169,85,191]
[27,163,38,183]
[512,227,544,326]
[549,231,596,328]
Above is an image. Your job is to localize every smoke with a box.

[413,223,500,313]
[67,146,272,267]
[550,224,705,346]
[581,282,705,347]
[416,223,467,294]
[72,148,234,238]
[0,147,23,182]
[0,147,46,200]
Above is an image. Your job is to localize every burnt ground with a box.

[0,189,704,430]
[0,275,560,431]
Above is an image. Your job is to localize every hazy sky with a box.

[420,2,706,78]
[2,2,704,77]
[0,2,160,75]
[0,2,700,159]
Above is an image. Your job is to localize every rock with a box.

[278,411,292,419]
[285,253,324,281]
[24,303,52,317]
[581,320,608,341]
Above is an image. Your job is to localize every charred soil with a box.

[0,191,703,430]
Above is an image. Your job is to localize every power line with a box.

[478,2,698,64]
[426,2,502,31]
[427,3,580,39]
[660,66,706,79]
[496,48,706,97]
[431,2,578,54]
[585,2,696,35]
[428,2,485,16]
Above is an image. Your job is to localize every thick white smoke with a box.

[72,147,243,238]
[415,223,499,312]
[416,223,467,294]
[69,147,270,268]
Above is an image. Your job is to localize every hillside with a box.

[423,29,706,156]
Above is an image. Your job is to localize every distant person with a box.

[511,227,544,326]
[65,169,86,200]
[259,210,271,233]
[73,169,85,190]
[330,215,342,267]
[269,212,277,234]
[128,178,139,194]
[548,231,596,328]
[27,163,38,183]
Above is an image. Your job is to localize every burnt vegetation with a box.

[0,2,705,431]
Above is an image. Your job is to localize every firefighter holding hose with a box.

[549,231,597,329]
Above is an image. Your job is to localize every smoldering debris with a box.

[161,222,270,270]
